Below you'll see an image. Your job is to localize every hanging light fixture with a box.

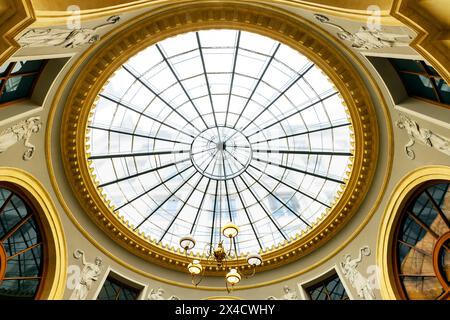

[179,221,262,293]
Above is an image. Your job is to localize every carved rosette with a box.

[60,3,379,275]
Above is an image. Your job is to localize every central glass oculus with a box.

[87,29,353,255]
[191,126,252,180]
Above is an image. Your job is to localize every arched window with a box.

[96,275,141,300]
[0,60,47,107]
[389,58,450,107]
[394,181,450,300]
[306,272,350,300]
[0,185,44,299]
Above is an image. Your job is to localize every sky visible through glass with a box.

[87,29,353,256]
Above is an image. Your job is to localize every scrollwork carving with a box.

[396,112,450,160]
[18,16,120,48]
[266,285,298,300]
[0,116,42,160]
[148,287,179,300]
[315,14,411,50]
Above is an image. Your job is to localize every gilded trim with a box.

[0,241,6,281]
[203,295,242,300]
[45,1,393,291]
[390,0,450,85]
[31,0,400,27]
[0,167,67,299]
[60,2,379,275]
[376,165,450,300]
[0,0,35,65]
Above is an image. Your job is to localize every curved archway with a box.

[378,165,450,300]
[0,167,67,299]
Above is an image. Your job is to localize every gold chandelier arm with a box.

[225,278,232,294]
[184,249,193,264]
[191,259,207,287]
[203,242,213,257]
[191,274,203,286]
[227,236,233,257]
[241,265,257,279]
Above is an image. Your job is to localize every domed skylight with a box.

[87,29,353,255]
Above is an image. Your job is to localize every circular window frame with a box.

[378,166,450,300]
[433,232,450,296]
[0,237,6,281]
[0,168,67,299]
[61,3,378,274]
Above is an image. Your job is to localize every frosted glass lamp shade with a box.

[222,222,239,238]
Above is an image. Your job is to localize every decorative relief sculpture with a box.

[18,15,120,48]
[340,246,375,300]
[148,287,180,300]
[396,112,450,160]
[315,14,411,50]
[0,116,42,160]
[267,285,298,300]
[69,249,103,300]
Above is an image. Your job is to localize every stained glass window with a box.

[96,276,141,300]
[87,29,353,256]
[306,272,350,300]
[390,58,450,107]
[0,60,46,106]
[395,182,450,300]
[0,187,43,299]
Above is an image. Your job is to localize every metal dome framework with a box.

[60,3,379,275]
[87,29,353,256]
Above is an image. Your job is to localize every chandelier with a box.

[179,222,262,293]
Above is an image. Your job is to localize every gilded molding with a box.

[60,3,379,275]
[390,0,450,85]
[44,0,393,291]
[0,0,35,65]
[203,295,242,300]
[376,165,450,300]
[0,167,67,299]
[30,0,400,27]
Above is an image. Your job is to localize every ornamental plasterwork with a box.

[59,3,379,274]
[340,246,376,300]
[69,249,103,300]
[0,116,41,160]
[148,287,180,300]
[266,285,298,300]
[18,16,120,48]
[314,14,412,50]
[396,112,450,160]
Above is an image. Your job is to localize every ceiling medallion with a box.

[61,3,378,276]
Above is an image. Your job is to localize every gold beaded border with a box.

[61,2,378,275]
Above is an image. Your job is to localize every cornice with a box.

[0,0,35,65]
[30,0,400,27]
[390,0,450,85]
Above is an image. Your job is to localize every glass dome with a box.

[87,29,353,255]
